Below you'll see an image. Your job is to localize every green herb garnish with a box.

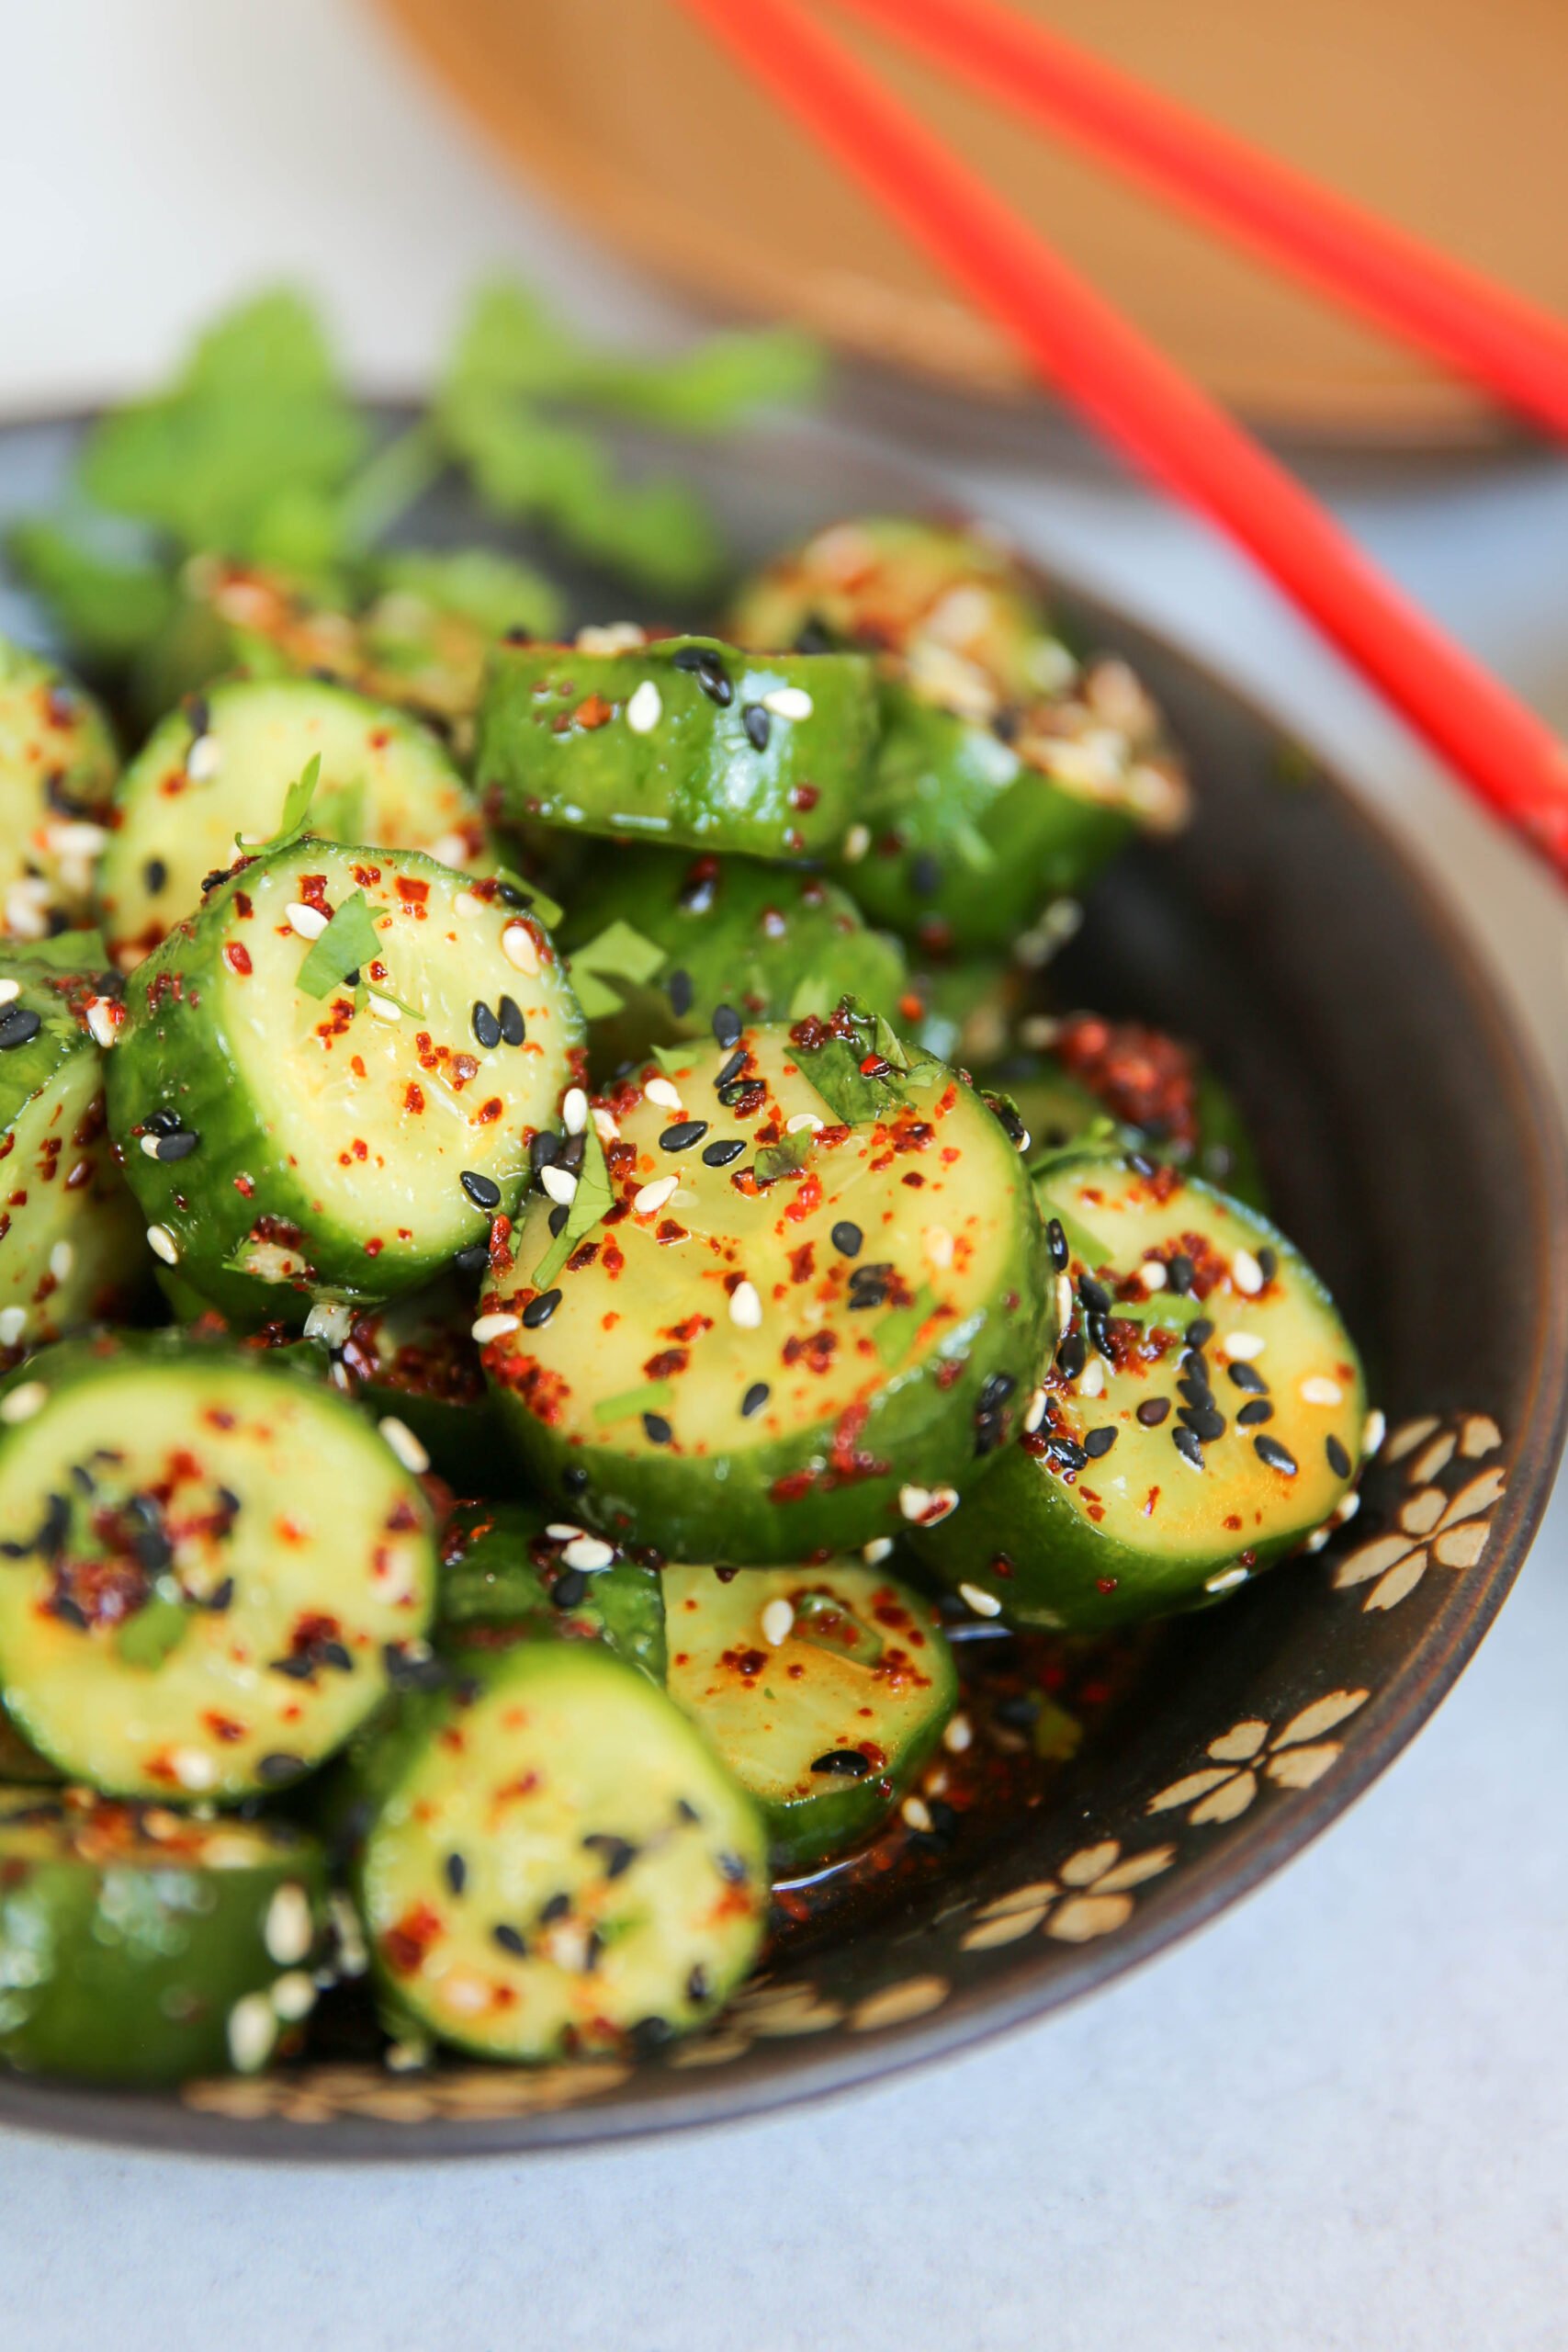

[874,1283,940,1368]
[592,1378,675,1428]
[532,1120,613,1290]
[567,919,666,1022]
[237,752,321,855]
[116,1591,190,1670]
[753,1130,816,1184]
[296,889,382,999]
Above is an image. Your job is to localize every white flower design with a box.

[960,1838,1175,1951]
[1333,1412,1504,1612]
[1146,1690,1370,1825]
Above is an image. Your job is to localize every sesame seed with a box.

[562,1534,615,1572]
[471,1001,502,1050]
[660,1119,708,1153]
[1055,1272,1075,1329]
[729,1279,762,1329]
[863,1536,894,1565]
[841,822,871,863]
[1253,1433,1299,1476]
[271,1971,317,2022]
[1232,1249,1264,1295]
[1077,1356,1106,1398]
[1139,1258,1168,1290]
[1226,1361,1269,1395]
[1236,1398,1272,1425]
[1137,1396,1171,1426]
[810,1749,871,1777]
[546,1522,584,1541]
[491,1923,527,1959]
[901,1795,934,1834]
[592,1106,620,1146]
[502,922,539,975]
[171,1747,217,1790]
[922,1225,954,1271]
[85,998,119,1050]
[761,1598,795,1646]
[1325,1434,1352,1478]
[1222,1331,1266,1361]
[0,1007,41,1054]
[286,902,328,941]
[1363,1410,1386,1458]
[0,981,17,1007]
[634,1175,679,1216]
[48,1242,73,1284]
[740,1381,770,1418]
[264,1882,315,1965]
[146,1225,179,1266]
[562,1087,589,1135]
[186,734,222,783]
[460,1169,502,1211]
[784,1113,822,1135]
[497,997,525,1046]
[958,1581,1003,1617]
[741,703,772,751]
[139,1135,164,1159]
[830,1221,863,1258]
[0,1309,25,1349]
[522,1289,561,1329]
[379,1417,430,1476]
[454,890,486,919]
[762,685,813,720]
[1204,1566,1249,1593]
[900,1482,958,1524]
[1173,1426,1205,1469]
[1300,1375,1344,1406]
[713,1005,742,1049]
[642,1412,673,1445]
[226,1992,276,2074]
[1023,1387,1046,1434]
[943,1712,974,1753]
[0,1381,47,1423]
[471,1313,521,1344]
[540,1164,578,1207]
[702,1137,745,1168]
[626,679,662,733]
[367,994,400,1022]
[1083,1425,1118,1457]
[645,1077,683,1112]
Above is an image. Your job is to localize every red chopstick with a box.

[672,0,1568,880]
[832,0,1568,441]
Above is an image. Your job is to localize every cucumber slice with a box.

[663,1562,955,1869]
[0,950,145,1349]
[900,955,1021,1068]
[482,1006,1051,1561]
[558,846,906,1069]
[107,841,585,1320]
[475,633,876,862]
[438,1499,667,1681]
[913,1149,1366,1629]
[329,1281,508,1490]
[0,1791,329,2085]
[728,516,1187,952]
[0,1333,437,1800]
[0,639,118,939]
[96,678,489,969]
[357,1643,767,2060]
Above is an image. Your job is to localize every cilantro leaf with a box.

[296,890,383,999]
[592,1377,675,1428]
[532,1119,613,1290]
[753,1130,816,1184]
[791,998,945,1126]
[5,520,175,663]
[237,753,321,854]
[567,919,666,1022]
[19,929,108,975]
[116,1592,191,1670]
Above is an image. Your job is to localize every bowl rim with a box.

[0,414,1562,2161]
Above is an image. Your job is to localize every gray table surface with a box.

[2,6,1565,2346]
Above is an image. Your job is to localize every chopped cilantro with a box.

[567,919,666,1021]
[532,1121,613,1289]
[295,890,383,999]
[116,1592,190,1670]
[592,1378,675,1428]
[237,753,321,854]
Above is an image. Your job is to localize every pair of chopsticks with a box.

[673,0,1568,884]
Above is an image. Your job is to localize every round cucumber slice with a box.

[913,1149,1367,1629]
[482,1009,1051,1561]
[0,1791,330,2085]
[328,1281,507,1490]
[438,1499,667,1682]
[107,841,585,1319]
[0,639,118,939]
[358,1642,767,2060]
[96,677,489,969]
[559,845,907,1069]
[0,1333,437,1801]
[475,632,876,862]
[663,1562,955,1870]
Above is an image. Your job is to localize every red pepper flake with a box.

[224,942,252,977]
[403,1083,424,1114]
[574,693,615,730]
[381,1904,442,1975]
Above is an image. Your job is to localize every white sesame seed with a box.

[1055,1273,1074,1329]
[942,1713,974,1754]
[1300,1375,1344,1407]
[1138,1258,1168,1291]
[1363,1410,1387,1458]
[1023,1387,1046,1434]
[0,980,18,1007]
[186,734,222,783]
[1077,1356,1106,1398]
[0,1308,25,1349]
[626,679,662,734]
[1222,1330,1266,1360]
[634,1174,679,1217]
[784,1113,823,1134]
[562,1087,589,1136]
[540,1165,578,1207]
[862,1536,894,1565]
[1231,1249,1264,1295]
[729,1279,762,1329]
[576,622,647,655]
[1204,1565,1250,1593]
[303,1300,353,1346]
[265,1882,315,1966]
[900,1795,934,1834]
[367,993,400,1022]
[146,1225,179,1266]
[958,1581,1003,1618]
[3,881,49,940]
[543,1922,590,1973]
[430,834,470,870]
[172,1747,217,1791]
[383,2037,430,2073]
[645,1077,683,1112]
[85,997,120,1048]
[226,1992,276,2074]
[841,822,871,864]
[761,1598,795,1647]
[761,685,813,721]
[1331,1490,1361,1527]
[592,1106,620,1146]
[922,1225,954,1271]
[562,1534,615,1573]
[546,1521,585,1542]
[443,1972,493,2016]
[270,1971,318,2022]
[286,901,328,941]
[378,1417,430,1476]
[470,1313,522,1344]
[0,1381,47,1423]
[139,1135,164,1159]
[502,922,539,975]
[1302,1525,1332,1554]
[898,1484,931,1522]
[48,1242,73,1284]
[329,1892,368,1976]
[453,890,485,920]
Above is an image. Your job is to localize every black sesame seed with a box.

[1078,1275,1111,1317]
[1057,1329,1088,1380]
[1187,1317,1214,1347]
[444,1853,468,1895]
[910,852,942,897]
[562,1464,590,1493]
[491,1923,527,1957]
[539,1892,571,1924]
[830,1220,863,1258]
[740,703,771,751]
[582,1833,638,1879]
[547,1204,569,1238]
[1083,1426,1118,1457]
[794,620,833,654]
[628,2015,673,2056]
[255,1753,307,1786]
[186,695,210,740]
[671,646,733,706]
[1049,1436,1089,1472]
[460,1170,502,1211]
[0,1008,41,1052]
[205,1577,235,1612]
[1258,1248,1278,1282]
[687,1963,712,2005]
[558,1132,586,1175]
[153,1130,198,1161]
[1168,1254,1194,1295]
[496,882,527,908]
[1137,1396,1171,1426]
[530,1131,563,1173]
[1254,1434,1299,1476]
[995,1692,1041,1729]
[1236,1397,1274,1425]
[547,1565,590,1610]
[145,1109,182,1135]
[452,1242,490,1277]
[1172,1426,1206,1469]
[1325,1433,1352,1478]
[1227,1362,1269,1395]
[659,967,693,1023]
[702,1136,745,1168]
[660,1119,707,1153]
[810,1750,871,1778]
[1177,1374,1213,1408]
[1046,1218,1069,1272]
[496,995,525,1046]
[740,1382,770,1418]
[320,1641,353,1674]
[712,1004,742,1050]
[143,857,168,895]
[642,1413,673,1446]
[1088,1312,1113,1361]
[1180,1405,1227,1443]
[471,1001,502,1051]
[52,1595,88,1630]
[522,1288,561,1329]
[716,1851,750,1885]
[978,1372,1017,1411]
[714,1046,748,1091]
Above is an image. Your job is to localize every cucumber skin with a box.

[476,637,875,861]
[0,641,118,927]
[438,1499,668,1682]
[838,686,1134,952]
[0,1804,329,2086]
[999,1056,1270,1216]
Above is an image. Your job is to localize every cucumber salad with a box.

[0,447,1375,2085]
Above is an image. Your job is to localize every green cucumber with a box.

[0,1791,330,2085]
[438,1498,667,1682]
[482,1004,1051,1561]
[96,678,489,970]
[0,639,118,939]
[325,1281,508,1490]
[357,1642,767,2060]
[0,1332,436,1800]
[475,632,875,861]
[663,1562,955,1869]
[728,516,1188,951]
[0,950,145,1350]
[558,845,906,1067]
[900,955,1021,1068]
[913,1148,1366,1629]
[106,840,584,1320]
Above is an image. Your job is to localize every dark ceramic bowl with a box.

[0,412,1562,2159]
